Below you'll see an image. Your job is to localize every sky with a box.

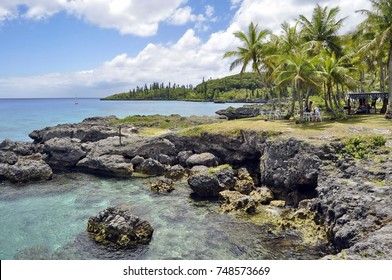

[0,0,372,98]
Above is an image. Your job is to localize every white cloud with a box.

[0,0,373,98]
[232,0,371,34]
[0,0,188,36]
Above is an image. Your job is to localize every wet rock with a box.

[77,154,133,177]
[87,206,154,248]
[219,190,257,213]
[186,152,218,168]
[150,177,175,193]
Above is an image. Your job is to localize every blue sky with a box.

[0,0,371,98]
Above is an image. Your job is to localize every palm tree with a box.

[357,0,392,117]
[317,50,358,117]
[299,4,346,57]
[223,22,271,77]
[273,50,322,119]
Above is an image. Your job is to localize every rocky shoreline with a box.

[1,115,391,259]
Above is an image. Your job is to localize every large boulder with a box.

[186,152,218,168]
[77,154,133,177]
[135,158,166,176]
[0,154,53,183]
[44,137,86,168]
[87,206,154,248]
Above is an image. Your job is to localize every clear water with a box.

[0,173,329,260]
[0,99,246,141]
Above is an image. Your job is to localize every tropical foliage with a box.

[224,1,391,120]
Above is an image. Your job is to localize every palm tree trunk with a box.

[385,43,392,119]
[379,57,385,92]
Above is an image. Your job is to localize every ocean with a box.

[0,98,328,260]
[0,98,245,142]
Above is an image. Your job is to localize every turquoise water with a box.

[0,99,246,141]
[0,173,328,260]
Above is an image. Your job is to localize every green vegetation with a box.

[103,73,268,102]
[343,135,387,159]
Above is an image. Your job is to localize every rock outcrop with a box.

[0,139,52,183]
[87,206,154,248]
[215,106,260,120]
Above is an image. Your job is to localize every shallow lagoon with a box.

[0,173,329,260]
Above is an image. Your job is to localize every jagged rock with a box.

[150,178,175,193]
[0,150,18,165]
[0,154,53,183]
[215,106,260,120]
[219,190,257,213]
[260,138,321,206]
[29,116,120,143]
[0,139,42,156]
[44,137,86,168]
[87,206,154,248]
[186,152,218,168]
[135,158,166,176]
[127,138,176,159]
[250,187,274,204]
[77,154,133,177]
[234,168,255,194]
[214,166,236,189]
[165,164,186,180]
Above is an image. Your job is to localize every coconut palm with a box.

[317,50,359,117]
[357,0,392,117]
[273,50,322,119]
[223,22,271,77]
[299,4,346,56]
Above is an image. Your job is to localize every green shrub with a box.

[343,135,387,159]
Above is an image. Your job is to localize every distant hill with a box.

[102,72,266,101]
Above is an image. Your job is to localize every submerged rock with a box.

[150,177,175,193]
[87,206,154,248]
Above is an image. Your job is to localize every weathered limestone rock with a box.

[260,138,321,206]
[178,150,193,166]
[219,190,257,213]
[87,206,154,248]
[0,154,53,183]
[250,187,274,205]
[186,152,218,168]
[269,200,286,207]
[44,137,86,168]
[234,168,255,194]
[150,177,175,193]
[77,154,133,177]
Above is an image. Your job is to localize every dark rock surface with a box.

[215,106,260,120]
[186,152,218,168]
[87,206,154,248]
[77,154,133,177]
